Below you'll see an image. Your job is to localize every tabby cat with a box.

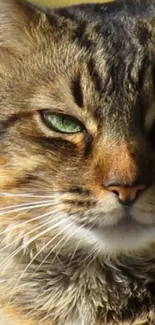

[1,0,155,324]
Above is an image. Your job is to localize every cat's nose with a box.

[106,184,146,206]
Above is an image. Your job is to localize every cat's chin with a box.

[72,214,155,256]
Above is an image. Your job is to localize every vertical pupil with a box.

[60,117,68,126]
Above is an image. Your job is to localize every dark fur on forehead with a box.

[0,0,154,134]
[1,1,155,325]
[1,0,155,32]
[53,0,155,21]
[0,0,155,52]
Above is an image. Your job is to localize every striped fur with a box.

[1,0,155,324]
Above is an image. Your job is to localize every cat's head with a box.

[1,0,155,259]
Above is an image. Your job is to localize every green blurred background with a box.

[31,0,113,8]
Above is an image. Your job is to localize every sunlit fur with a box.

[1,0,155,324]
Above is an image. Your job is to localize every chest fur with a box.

[1,255,155,325]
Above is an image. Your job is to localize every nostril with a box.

[106,184,146,205]
[112,189,132,206]
[112,190,119,197]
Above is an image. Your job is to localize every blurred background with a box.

[31,0,113,8]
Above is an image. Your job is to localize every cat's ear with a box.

[0,0,42,52]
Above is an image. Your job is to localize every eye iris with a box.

[46,114,82,133]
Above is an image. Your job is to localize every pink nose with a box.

[106,185,146,205]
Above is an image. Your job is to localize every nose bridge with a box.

[104,142,138,186]
[95,138,150,188]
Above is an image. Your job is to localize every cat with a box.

[1,0,155,324]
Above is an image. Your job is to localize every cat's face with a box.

[1,0,155,259]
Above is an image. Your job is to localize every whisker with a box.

[68,231,84,264]
[0,202,55,216]
[7,220,74,304]
[0,199,55,211]
[0,192,53,198]
[0,203,59,223]
[83,223,101,267]
[32,221,76,276]
[86,246,100,267]
[0,209,57,239]
[26,220,75,277]
[0,224,51,264]
[33,220,89,276]
[57,220,97,269]
[68,221,96,265]
[55,223,84,259]
[0,211,64,256]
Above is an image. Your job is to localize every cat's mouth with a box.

[80,207,155,231]
[83,216,154,232]
[76,209,155,254]
[70,209,155,255]
[63,200,155,253]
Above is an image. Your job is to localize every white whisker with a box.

[68,222,96,265]
[0,209,56,239]
[68,229,85,263]
[0,202,55,216]
[85,246,101,268]
[27,220,75,277]
[33,221,88,276]
[55,223,84,258]
[0,192,53,198]
[33,221,76,276]
[7,220,74,304]
[0,210,64,255]
[0,199,55,211]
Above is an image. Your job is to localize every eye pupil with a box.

[42,112,84,134]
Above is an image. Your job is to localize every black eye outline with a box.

[40,111,85,134]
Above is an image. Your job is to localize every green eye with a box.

[42,112,84,134]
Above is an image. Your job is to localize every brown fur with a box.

[1,0,155,324]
